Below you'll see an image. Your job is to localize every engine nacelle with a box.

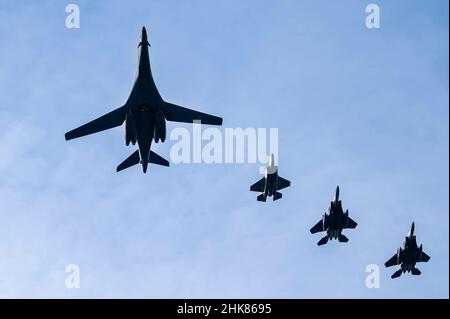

[125,112,137,146]
[154,110,166,143]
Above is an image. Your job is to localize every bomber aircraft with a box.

[65,27,223,173]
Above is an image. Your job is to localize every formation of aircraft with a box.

[62,26,430,279]
[385,222,431,278]
[310,186,358,246]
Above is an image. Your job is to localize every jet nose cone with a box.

[334,185,340,201]
[408,222,415,237]
[141,26,147,39]
[269,153,275,166]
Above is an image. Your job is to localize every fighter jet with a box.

[65,27,223,173]
[385,222,430,279]
[310,186,357,246]
[250,154,290,201]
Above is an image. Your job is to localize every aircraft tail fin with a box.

[257,194,267,202]
[149,151,170,167]
[411,268,421,276]
[338,234,349,243]
[273,192,282,201]
[391,269,402,279]
[117,150,140,172]
[318,236,329,246]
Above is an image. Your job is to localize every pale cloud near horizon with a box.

[0,0,448,298]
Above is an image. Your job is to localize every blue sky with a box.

[0,0,448,298]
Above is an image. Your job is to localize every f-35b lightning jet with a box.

[310,186,358,246]
[65,27,223,173]
[250,154,291,201]
[385,222,430,279]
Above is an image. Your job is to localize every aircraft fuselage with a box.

[264,171,279,198]
[399,236,420,272]
[325,201,346,238]
[123,28,165,172]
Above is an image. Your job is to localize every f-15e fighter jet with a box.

[310,186,358,246]
[385,222,430,279]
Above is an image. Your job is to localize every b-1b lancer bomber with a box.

[250,154,291,202]
[385,222,430,279]
[65,27,223,173]
[310,186,357,246]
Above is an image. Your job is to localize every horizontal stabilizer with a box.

[338,234,348,242]
[391,269,402,279]
[117,150,140,172]
[273,192,282,201]
[257,194,267,202]
[317,236,329,246]
[149,151,169,167]
[411,268,421,276]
